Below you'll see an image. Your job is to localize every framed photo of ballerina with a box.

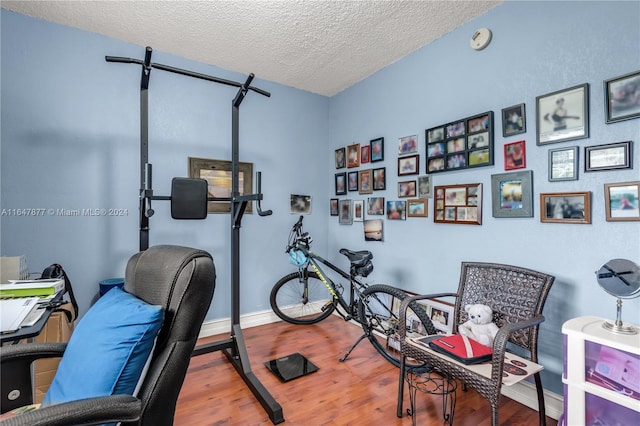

[536,83,589,145]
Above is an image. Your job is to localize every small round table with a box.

[405,367,458,425]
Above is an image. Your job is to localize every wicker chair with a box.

[396,262,555,426]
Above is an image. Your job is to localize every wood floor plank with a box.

[175,315,558,425]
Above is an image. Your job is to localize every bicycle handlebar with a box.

[287,215,311,253]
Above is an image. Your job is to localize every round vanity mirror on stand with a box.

[596,258,640,335]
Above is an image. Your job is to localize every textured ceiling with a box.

[2,0,502,96]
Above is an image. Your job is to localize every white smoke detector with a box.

[470,28,492,50]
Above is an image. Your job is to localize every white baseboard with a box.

[198,301,328,337]
[501,379,563,421]
[198,308,280,337]
[198,311,564,421]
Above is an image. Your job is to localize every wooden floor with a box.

[175,315,558,425]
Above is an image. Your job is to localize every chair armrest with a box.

[1,342,67,363]
[490,314,545,383]
[1,343,68,413]
[0,394,141,426]
[398,292,458,338]
[492,315,545,355]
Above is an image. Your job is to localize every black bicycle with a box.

[270,216,437,367]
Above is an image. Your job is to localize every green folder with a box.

[0,279,64,298]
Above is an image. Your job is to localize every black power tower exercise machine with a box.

[106,47,283,424]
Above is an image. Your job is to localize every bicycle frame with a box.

[296,247,366,320]
[275,216,434,367]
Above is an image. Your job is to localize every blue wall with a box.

[328,0,639,394]
[2,1,639,396]
[1,9,330,325]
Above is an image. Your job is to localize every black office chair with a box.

[0,245,216,425]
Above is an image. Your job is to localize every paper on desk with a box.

[1,297,39,333]
[20,306,46,327]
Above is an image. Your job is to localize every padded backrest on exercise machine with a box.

[171,178,208,220]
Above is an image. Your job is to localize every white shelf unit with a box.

[562,316,640,425]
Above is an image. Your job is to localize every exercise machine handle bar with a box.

[255,172,272,217]
[106,48,271,98]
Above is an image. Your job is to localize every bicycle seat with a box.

[339,248,373,266]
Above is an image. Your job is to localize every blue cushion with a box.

[42,287,163,406]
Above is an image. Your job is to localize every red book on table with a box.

[417,334,493,365]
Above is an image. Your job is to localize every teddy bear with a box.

[457,303,499,347]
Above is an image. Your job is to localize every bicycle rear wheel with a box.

[357,284,437,368]
[270,270,336,325]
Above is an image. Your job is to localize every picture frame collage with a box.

[494,71,638,223]
[527,71,638,223]
[434,183,482,225]
[426,111,494,174]
[334,137,390,236]
[330,69,639,229]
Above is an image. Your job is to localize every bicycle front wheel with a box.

[270,271,336,325]
[358,284,437,368]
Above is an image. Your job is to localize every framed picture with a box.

[604,70,640,123]
[347,171,359,192]
[370,137,384,162]
[386,200,406,220]
[585,141,632,172]
[502,103,526,137]
[446,121,465,138]
[358,169,373,194]
[335,147,346,169]
[388,290,433,347]
[504,140,526,170]
[361,145,371,164]
[433,183,482,225]
[604,181,640,222]
[364,219,383,242]
[188,157,253,214]
[491,170,534,218]
[447,137,465,153]
[426,126,445,143]
[468,148,490,167]
[398,180,416,198]
[353,200,364,222]
[418,175,431,198]
[427,141,445,158]
[425,111,494,174]
[373,167,386,190]
[407,199,428,217]
[540,192,591,224]
[416,299,455,334]
[347,143,360,168]
[427,157,445,173]
[398,154,419,176]
[335,172,347,195]
[398,134,418,155]
[549,146,579,182]
[367,197,385,215]
[330,198,339,216]
[290,194,311,214]
[536,83,589,145]
[467,113,490,133]
[338,199,352,225]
